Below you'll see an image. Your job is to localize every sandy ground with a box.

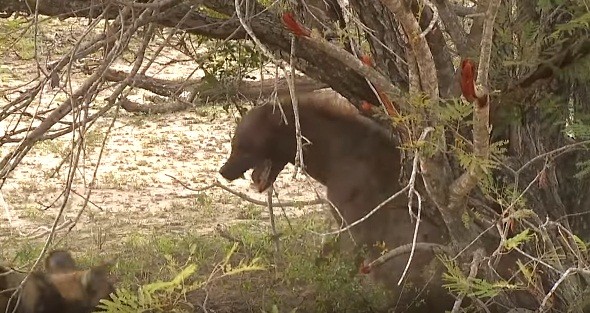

[0,19,327,257]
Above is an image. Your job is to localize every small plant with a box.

[34,139,68,157]
[237,203,264,220]
[98,172,148,190]
[0,18,36,59]
[98,243,265,312]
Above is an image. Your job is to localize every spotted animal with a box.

[0,250,114,313]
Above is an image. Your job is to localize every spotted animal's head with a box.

[0,250,115,313]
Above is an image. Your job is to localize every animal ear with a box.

[265,105,286,129]
[80,264,111,291]
[45,250,78,273]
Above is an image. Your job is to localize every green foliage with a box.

[200,40,268,83]
[7,242,45,266]
[574,159,590,180]
[34,139,68,157]
[440,255,520,299]
[97,264,199,313]
[454,146,500,176]
[433,99,473,126]
[538,0,565,11]
[566,114,590,180]
[504,229,534,250]
[98,243,265,312]
[0,18,36,59]
[566,118,590,140]
[88,212,391,312]
[551,11,590,39]
[515,259,535,285]
[572,234,589,253]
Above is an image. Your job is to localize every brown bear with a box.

[219,90,453,312]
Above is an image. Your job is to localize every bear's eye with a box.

[236,140,261,155]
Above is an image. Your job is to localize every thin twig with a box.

[398,190,423,286]
[24,219,73,240]
[540,267,590,311]
[321,127,432,236]
[285,37,307,179]
[321,185,410,236]
[165,174,325,208]
[267,186,280,253]
[515,139,590,175]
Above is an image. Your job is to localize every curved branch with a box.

[293,29,408,110]
[365,242,450,272]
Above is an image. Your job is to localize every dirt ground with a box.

[0,18,327,258]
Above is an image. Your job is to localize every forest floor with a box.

[0,16,389,313]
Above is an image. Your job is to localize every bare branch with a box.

[0,1,168,182]
[320,127,433,237]
[433,0,468,56]
[166,174,326,208]
[420,0,439,39]
[366,242,450,270]
[397,190,423,286]
[266,186,281,253]
[379,0,439,100]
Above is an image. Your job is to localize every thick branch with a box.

[415,2,457,98]
[296,31,408,110]
[434,0,468,57]
[118,98,190,114]
[202,0,383,107]
[465,0,489,57]
[379,0,439,101]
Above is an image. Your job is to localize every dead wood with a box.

[117,98,191,114]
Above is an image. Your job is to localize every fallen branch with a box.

[118,97,191,114]
[103,68,328,107]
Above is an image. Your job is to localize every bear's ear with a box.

[264,104,288,129]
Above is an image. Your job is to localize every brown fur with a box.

[0,250,114,313]
[219,90,454,312]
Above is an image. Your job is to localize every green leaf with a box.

[504,229,534,250]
